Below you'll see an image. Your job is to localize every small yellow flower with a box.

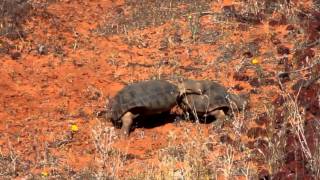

[251,58,259,64]
[41,171,48,177]
[188,15,192,19]
[71,124,79,132]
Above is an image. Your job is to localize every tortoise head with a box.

[178,79,203,96]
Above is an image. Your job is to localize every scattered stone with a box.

[37,44,48,55]
[270,36,281,45]
[249,77,260,87]
[250,88,260,94]
[233,84,244,91]
[277,72,290,83]
[286,24,295,31]
[277,45,290,55]
[222,5,236,18]
[220,134,234,144]
[233,72,249,81]
[172,32,182,44]
[73,59,86,67]
[235,12,263,25]
[10,51,21,60]
[273,95,285,106]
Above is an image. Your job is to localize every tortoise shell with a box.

[107,80,179,125]
[179,80,245,116]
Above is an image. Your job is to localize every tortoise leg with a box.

[209,109,226,130]
[120,112,135,138]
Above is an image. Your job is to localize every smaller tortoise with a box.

[106,80,179,137]
[178,79,247,122]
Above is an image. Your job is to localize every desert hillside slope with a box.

[0,0,319,179]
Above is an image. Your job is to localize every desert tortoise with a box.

[106,80,179,137]
[178,79,246,122]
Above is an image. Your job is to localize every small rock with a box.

[271,37,281,45]
[233,84,244,91]
[37,44,48,55]
[233,72,249,81]
[278,72,290,83]
[222,5,236,17]
[277,45,290,55]
[286,24,295,31]
[250,88,259,94]
[173,32,183,44]
[249,77,260,87]
[220,134,234,144]
[10,51,21,60]
[73,59,85,67]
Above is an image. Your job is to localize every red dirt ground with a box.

[0,0,319,179]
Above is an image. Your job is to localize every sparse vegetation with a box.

[94,0,211,36]
[0,0,32,40]
[0,0,319,179]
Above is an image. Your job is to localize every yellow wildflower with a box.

[41,171,48,177]
[71,124,79,132]
[251,57,259,64]
[188,15,192,19]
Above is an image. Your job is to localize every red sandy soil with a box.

[0,0,319,179]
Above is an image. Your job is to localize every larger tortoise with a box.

[106,80,179,137]
[177,79,247,123]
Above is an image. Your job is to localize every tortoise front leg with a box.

[209,109,226,130]
[120,112,135,138]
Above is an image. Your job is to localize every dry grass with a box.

[1,0,319,179]
[94,0,211,36]
[0,0,32,40]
